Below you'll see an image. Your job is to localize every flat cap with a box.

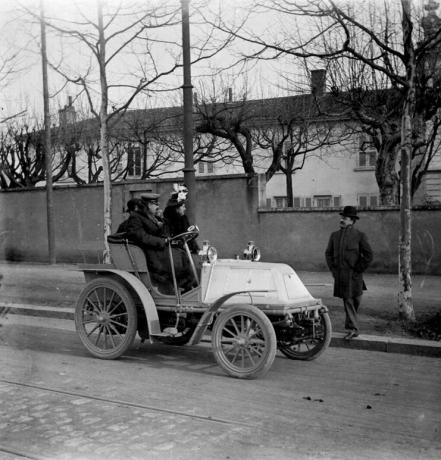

[140,192,160,202]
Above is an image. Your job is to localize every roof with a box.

[57,88,402,140]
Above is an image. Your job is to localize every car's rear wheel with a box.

[212,304,277,379]
[75,277,137,359]
[278,309,331,361]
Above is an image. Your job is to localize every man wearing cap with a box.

[325,206,373,340]
[123,192,170,281]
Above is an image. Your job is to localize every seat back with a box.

[109,242,148,272]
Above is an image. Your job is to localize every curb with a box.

[0,303,74,321]
[2,303,441,358]
[331,333,441,358]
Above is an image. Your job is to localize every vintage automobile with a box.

[75,229,332,379]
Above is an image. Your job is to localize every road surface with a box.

[0,315,440,460]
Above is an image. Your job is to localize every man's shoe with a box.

[344,330,359,340]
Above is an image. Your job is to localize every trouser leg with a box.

[343,296,362,332]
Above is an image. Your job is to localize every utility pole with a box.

[181,0,196,223]
[40,0,56,264]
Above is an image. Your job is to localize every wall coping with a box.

[258,205,441,213]
[0,174,251,194]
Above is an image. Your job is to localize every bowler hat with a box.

[140,192,160,203]
[340,205,359,220]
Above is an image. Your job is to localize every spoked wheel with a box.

[75,277,137,359]
[212,305,277,379]
[278,309,332,361]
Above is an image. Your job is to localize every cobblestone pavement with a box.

[0,380,260,460]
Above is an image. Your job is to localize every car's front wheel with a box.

[212,304,277,379]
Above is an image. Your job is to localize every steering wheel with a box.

[168,229,199,244]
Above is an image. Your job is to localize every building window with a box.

[127,145,142,177]
[359,195,368,207]
[358,194,379,207]
[358,133,377,169]
[293,197,301,208]
[274,196,287,208]
[198,161,214,174]
[359,150,376,168]
[314,195,332,207]
[305,197,312,208]
[333,196,341,207]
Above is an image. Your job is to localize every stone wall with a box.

[0,175,440,274]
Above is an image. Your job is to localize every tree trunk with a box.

[398,99,414,321]
[398,0,415,322]
[97,0,111,264]
[285,170,294,207]
[376,144,400,205]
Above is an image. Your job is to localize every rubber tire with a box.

[75,277,137,360]
[278,310,332,361]
[212,304,277,379]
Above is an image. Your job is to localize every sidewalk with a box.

[0,261,440,357]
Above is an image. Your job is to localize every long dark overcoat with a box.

[325,226,373,298]
[124,211,188,282]
[124,210,170,276]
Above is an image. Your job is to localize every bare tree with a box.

[253,105,350,206]
[195,96,257,177]
[0,121,70,189]
[195,82,350,197]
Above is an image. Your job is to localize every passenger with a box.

[163,186,200,255]
[117,198,142,234]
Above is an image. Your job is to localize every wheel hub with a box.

[235,334,250,347]
[97,311,110,324]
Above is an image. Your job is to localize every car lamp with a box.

[243,241,261,262]
[198,240,218,263]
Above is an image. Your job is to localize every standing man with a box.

[325,206,373,340]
